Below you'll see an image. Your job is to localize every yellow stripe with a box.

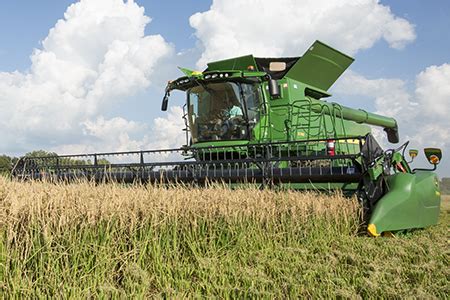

[342,139,361,145]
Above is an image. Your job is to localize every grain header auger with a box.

[12,41,443,236]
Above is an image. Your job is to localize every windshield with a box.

[187,82,261,143]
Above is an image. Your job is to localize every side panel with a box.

[368,172,441,235]
[286,40,354,91]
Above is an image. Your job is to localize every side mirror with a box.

[424,148,442,165]
[161,93,169,111]
[268,79,281,98]
[409,149,418,161]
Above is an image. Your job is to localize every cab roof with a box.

[205,40,354,91]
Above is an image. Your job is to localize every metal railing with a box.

[12,137,365,185]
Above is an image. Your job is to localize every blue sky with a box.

[0,0,449,176]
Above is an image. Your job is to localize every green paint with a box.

[369,172,441,234]
[178,67,199,77]
[285,40,354,91]
[207,55,258,72]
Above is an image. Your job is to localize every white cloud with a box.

[189,0,416,68]
[0,0,173,154]
[415,64,450,119]
[53,106,185,155]
[52,116,147,154]
[407,64,450,157]
[148,106,186,149]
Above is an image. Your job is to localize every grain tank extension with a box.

[12,41,443,236]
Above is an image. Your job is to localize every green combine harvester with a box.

[12,41,443,237]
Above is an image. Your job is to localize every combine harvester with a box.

[12,41,443,236]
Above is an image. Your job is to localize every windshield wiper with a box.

[194,78,216,97]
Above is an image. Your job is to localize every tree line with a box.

[1,150,64,174]
[0,150,110,176]
[0,155,19,175]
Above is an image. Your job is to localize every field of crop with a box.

[0,177,448,298]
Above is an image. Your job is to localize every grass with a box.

[0,177,448,298]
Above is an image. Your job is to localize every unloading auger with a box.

[12,41,443,236]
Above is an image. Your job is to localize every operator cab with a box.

[187,81,262,143]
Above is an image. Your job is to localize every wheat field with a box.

[0,177,448,298]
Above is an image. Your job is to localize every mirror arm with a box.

[161,89,170,111]
[412,164,437,173]
[161,82,172,111]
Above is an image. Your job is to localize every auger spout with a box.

[308,98,399,143]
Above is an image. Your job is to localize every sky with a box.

[0,0,449,176]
